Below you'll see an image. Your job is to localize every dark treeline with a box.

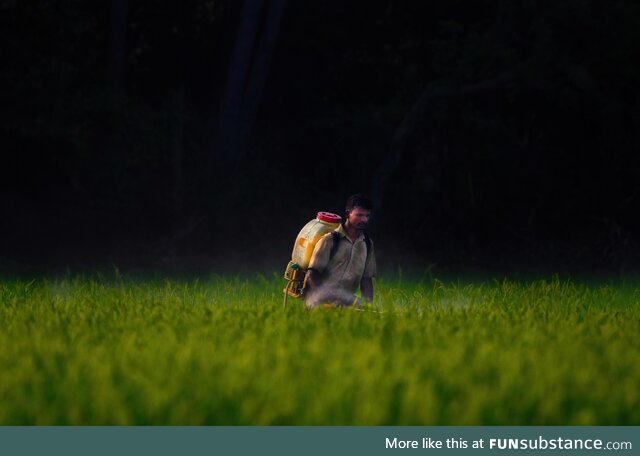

[2,0,640,274]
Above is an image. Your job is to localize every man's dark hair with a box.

[345,194,373,213]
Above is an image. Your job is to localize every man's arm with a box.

[304,234,331,296]
[360,277,374,304]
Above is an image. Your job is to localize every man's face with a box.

[347,207,371,230]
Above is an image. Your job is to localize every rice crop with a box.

[0,274,638,425]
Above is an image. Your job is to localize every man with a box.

[304,194,376,308]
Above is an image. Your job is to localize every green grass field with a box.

[0,273,638,425]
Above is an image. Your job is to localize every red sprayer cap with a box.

[317,212,342,223]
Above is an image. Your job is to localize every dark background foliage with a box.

[2,0,640,274]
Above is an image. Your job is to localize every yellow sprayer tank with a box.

[291,212,342,269]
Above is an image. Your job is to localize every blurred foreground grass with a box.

[0,274,639,425]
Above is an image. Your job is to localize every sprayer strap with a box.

[329,232,341,260]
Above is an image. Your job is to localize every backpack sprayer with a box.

[283,212,342,309]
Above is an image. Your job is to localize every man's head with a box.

[345,194,373,231]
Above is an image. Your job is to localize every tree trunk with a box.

[170,87,185,225]
[214,0,264,166]
[212,0,286,167]
[107,0,128,95]
[240,0,287,141]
